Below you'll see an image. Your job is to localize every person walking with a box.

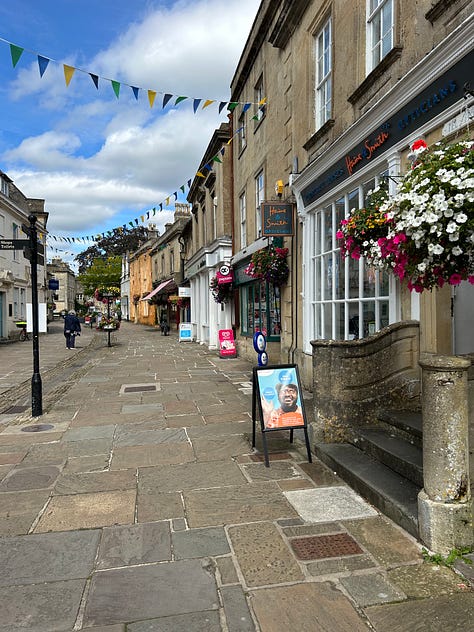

[64,310,81,349]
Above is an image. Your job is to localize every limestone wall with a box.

[311,322,420,443]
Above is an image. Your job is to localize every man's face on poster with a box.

[278,385,298,412]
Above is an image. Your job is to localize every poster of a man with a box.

[258,367,305,429]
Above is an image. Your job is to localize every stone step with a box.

[377,409,422,446]
[315,442,420,538]
[356,428,423,487]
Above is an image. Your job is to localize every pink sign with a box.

[216,265,233,285]
[218,329,236,357]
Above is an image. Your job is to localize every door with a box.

[453,281,474,354]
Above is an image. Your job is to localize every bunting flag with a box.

[0,37,266,112]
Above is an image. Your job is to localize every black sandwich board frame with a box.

[252,364,312,467]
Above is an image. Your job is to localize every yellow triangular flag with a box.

[202,100,214,109]
[63,64,75,87]
[148,90,157,108]
[196,172,206,178]
[258,97,267,106]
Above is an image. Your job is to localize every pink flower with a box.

[393,233,407,245]
[340,219,348,226]
[336,230,344,240]
[448,273,463,286]
[468,276,474,285]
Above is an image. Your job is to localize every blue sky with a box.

[0,0,260,265]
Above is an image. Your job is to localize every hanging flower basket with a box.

[96,317,120,331]
[244,246,289,286]
[210,276,233,303]
[95,286,120,302]
[338,139,474,292]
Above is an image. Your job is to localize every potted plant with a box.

[210,276,233,303]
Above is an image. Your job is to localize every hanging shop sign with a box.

[261,202,294,236]
[216,264,233,284]
[178,286,191,297]
[301,49,473,206]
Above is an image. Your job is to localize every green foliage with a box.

[77,256,122,296]
[75,226,148,274]
[422,547,473,567]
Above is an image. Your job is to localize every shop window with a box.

[308,174,391,342]
[240,281,281,340]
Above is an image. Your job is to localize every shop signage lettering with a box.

[261,202,294,236]
[301,50,472,207]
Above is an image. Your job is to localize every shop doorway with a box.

[453,281,474,354]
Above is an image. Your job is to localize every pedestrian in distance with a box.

[64,310,81,349]
[160,315,169,336]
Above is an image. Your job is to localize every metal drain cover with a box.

[21,424,55,433]
[290,533,363,560]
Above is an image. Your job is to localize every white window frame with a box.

[239,192,247,249]
[238,111,246,153]
[367,0,394,72]
[255,170,264,238]
[306,173,394,347]
[0,177,8,197]
[315,18,332,130]
[12,223,20,261]
[254,75,265,123]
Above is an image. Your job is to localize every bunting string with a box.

[44,105,265,244]
[0,36,266,112]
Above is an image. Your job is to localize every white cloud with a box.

[2,0,260,235]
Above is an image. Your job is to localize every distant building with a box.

[47,258,76,315]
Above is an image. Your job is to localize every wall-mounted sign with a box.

[261,202,294,236]
[178,286,191,297]
[216,264,233,284]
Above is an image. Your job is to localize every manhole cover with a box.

[4,405,28,414]
[21,424,55,433]
[123,385,156,393]
[290,533,363,560]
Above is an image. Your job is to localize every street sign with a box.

[23,247,45,266]
[0,239,30,249]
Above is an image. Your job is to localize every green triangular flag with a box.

[111,80,120,98]
[227,102,239,112]
[10,44,24,68]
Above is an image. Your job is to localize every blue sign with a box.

[48,279,59,290]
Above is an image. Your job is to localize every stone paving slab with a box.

[216,556,239,585]
[61,454,110,473]
[220,585,255,632]
[0,489,51,536]
[340,572,407,606]
[127,611,222,632]
[34,489,136,532]
[228,521,304,587]
[364,593,474,631]
[0,465,61,491]
[0,529,101,586]
[97,522,171,569]
[250,582,371,631]
[62,424,116,442]
[137,490,184,522]
[172,526,230,559]
[0,578,86,631]
[387,563,469,598]
[111,443,195,469]
[185,482,298,528]
[53,469,136,495]
[240,461,304,482]
[191,435,252,461]
[83,559,219,627]
[283,486,379,522]
[138,460,247,493]
[115,427,188,447]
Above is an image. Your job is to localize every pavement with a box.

[0,320,473,631]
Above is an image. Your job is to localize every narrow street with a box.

[0,322,472,631]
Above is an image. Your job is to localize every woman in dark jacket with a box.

[64,310,81,349]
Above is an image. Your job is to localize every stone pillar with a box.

[418,354,473,555]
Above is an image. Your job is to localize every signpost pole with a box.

[28,214,42,417]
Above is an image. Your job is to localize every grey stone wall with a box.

[311,322,420,443]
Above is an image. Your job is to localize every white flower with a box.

[448,232,459,242]
[452,246,463,256]
[417,262,427,272]
[446,221,458,233]
[454,212,467,223]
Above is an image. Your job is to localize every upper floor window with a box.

[170,249,174,274]
[255,170,264,238]
[0,213,5,239]
[254,75,265,123]
[238,111,246,153]
[239,192,247,249]
[12,223,20,261]
[0,177,9,197]
[315,18,332,130]
[367,0,394,72]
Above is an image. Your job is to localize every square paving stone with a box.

[34,489,136,532]
[137,490,184,522]
[340,572,406,606]
[63,424,116,442]
[342,516,422,566]
[97,522,171,569]
[284,486,378,523]
[138,461,247,493]
[185,482,298,528]
[0,465,61,492]
[111,443,195,469]
[172,526,230,559]
[82,559,219,627]
[0,529,101,586]
[0,579,86,631]
[228,522,303,587]
[191,435,251,461]
[127,611,221,631]
[0,489,51,536]
[250,582,369,631]
[365,593,474,631]
[53,469,136,495]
